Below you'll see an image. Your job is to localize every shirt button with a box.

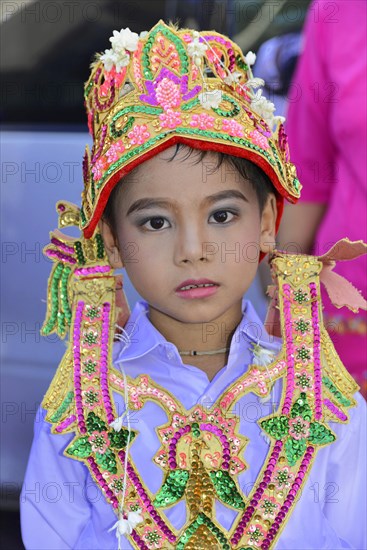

[166,350,175,360]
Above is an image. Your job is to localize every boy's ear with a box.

[260,194,277,254]
[98,219,124,268]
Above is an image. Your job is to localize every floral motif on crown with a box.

[81,21,301,238]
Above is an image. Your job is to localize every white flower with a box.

[274,115,286,125]
[139,31,148,39]
[246,77,265,89]
[100,48,117,72]
[187,37,208,59]
[251,343,275,367]
[224,71,242,85]
[109,415,125,431]
[250,91,278,128]
[109,510,143,538]
[245,51,256,66]
[110,28,140,53]
[100,48,129,73]
[127,510,143,528]
[198,89,222,110]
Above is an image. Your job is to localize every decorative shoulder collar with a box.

[41,204,365,549]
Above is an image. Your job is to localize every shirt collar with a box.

[113,297,280,364]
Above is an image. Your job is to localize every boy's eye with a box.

[141,216,169,231]
[209,210,237,224]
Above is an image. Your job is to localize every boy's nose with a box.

[173,224,211,265]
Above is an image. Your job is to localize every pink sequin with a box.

[159,109,182,129]
[190,113,215,130]
[155,77,181,111]
[128,124,151,145]
[91,157,107,181]
[100,67,126,97]
[222,119,244,137]
[106,140,125,163]
[249,129,270,150]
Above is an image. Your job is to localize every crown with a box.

[81,20,301,238]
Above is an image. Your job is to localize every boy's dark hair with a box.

[103,144,275,234]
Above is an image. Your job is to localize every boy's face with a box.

[100,146,277,328]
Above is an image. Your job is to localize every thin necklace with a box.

[178,346,230,356]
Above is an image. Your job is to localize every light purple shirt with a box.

[20,299,367,549]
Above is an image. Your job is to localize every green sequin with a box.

[57,311,65,335]
[110,106,162,138]
[50,391,74,423]
[86,412,107,433]
[80,207,87,226]
[285,436,307,467]
[153,469,189,507]
[209,470,245,509]
[60,265,72,324]
[95,449,117,474]
[84,79,93,98]
[236,54,248,71]
[42,263,64,335]
[110,115,135,139]
[74,241,85,265]
[261,415,289,439]
[308,422,335,445]
[181,97,200,111]
[109,428,136,449]
[293,178,301,192]
[291,393,312,421]
[177,513,227,548]
[269,142,285,178]
[322,376,351,407]
[212,94,241,117]
[66,436,92,458]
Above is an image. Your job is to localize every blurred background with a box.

[1,0,310,547]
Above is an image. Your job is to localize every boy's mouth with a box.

[176,278,219,291]
[175,279,220,299]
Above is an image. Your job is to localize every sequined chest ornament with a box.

[41,205,364,550]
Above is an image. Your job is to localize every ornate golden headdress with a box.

[81,20,301,238]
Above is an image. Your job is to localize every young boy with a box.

[20,21,366,549]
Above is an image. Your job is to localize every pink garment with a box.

[286,0,367,387]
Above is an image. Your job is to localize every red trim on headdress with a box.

[84,136,286,247]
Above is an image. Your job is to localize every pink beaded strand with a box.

[118,450,176,544]
[260,446,315,548]
[323,398,348,421]
[282,284,295,415]
[230,441,283,543]
[310,282,322,420]
[100,302,114,425]
[55,414,76,433]
[45,249,77,264]
[50,237,75,255]
[74,265,111,276]
[73,301,87,434]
